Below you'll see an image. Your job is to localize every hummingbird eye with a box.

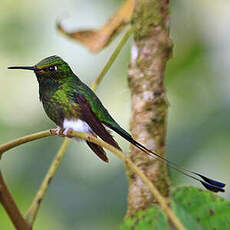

[48,66,58,72]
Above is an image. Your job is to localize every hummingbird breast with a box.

[41,88,81,127]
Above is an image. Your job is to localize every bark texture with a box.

[126,0,172,216]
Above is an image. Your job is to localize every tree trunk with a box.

[126,0,172,216]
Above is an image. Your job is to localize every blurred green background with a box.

[1,0,230,229]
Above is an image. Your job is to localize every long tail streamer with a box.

[132,139,225,192]
[108,125,225,193]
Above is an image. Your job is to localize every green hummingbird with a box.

[8,55,225,192]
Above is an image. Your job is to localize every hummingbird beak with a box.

[8,66,38,71]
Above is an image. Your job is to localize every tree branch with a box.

[0,170,32,230]
[0,129,56,159]
[126,0,172,215]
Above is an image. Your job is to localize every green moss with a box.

[132,0,162,40]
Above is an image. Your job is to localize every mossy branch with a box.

[126,0,172,215]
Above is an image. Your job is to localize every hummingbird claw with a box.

[63,128,73,137]
[56,127,61,135]
[49,129,57,135]
[56,127,65,137]
[55,127,73,138]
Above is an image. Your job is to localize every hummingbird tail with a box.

[105,124,225,193]
[131,139,225,192]
[86,141,109,163]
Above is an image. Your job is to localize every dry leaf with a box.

[57,0,134,52]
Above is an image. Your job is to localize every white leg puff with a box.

[56,127,62,135]
[63,119,92,134]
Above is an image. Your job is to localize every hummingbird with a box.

[8,55,225,192]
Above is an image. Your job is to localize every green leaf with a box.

[121,186,230,230]
[120,206,169,230]
[172,186,230,230]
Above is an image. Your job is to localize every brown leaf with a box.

[57,0,134,52]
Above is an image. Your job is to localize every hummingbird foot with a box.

[56,127,61,135]
[55,127,74,138]
[63,128,74,138]
[55,127,67,137]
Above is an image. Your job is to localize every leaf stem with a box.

[90,26,133,91]
[24,138,70,225]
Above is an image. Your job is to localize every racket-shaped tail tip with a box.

[197,174,225,188]
[201,181,225,193]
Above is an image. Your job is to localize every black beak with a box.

[8,66,38,71]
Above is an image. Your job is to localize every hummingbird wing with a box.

[75,84,225,193]
[76,93,121,152]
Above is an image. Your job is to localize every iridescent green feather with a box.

[35,56,131,138]
[77,82,132,138]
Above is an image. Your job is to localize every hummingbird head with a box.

[8,55,74,86]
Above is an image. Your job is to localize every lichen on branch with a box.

[126,0,173,215]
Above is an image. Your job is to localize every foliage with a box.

[121,186,230,229]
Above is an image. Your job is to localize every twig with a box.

[90,26,133,91]
[24,138,70,225]
[0,128,185,229]
[0,129,56,159]
[0,170,31,230]
[65,130,186,230]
